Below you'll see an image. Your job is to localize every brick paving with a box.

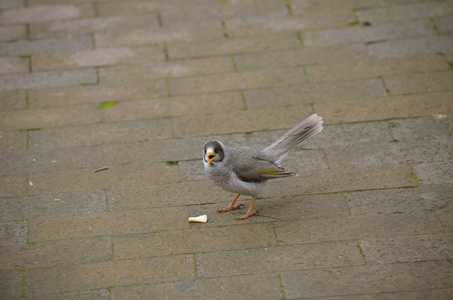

[0,0,452,299]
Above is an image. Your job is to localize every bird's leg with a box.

[217,194,244,213]
[236,198,257,220]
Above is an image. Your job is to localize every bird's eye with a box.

[216,150,221,154]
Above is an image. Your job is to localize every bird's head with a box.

[203,141,225,165]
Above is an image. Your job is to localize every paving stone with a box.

[197,164,417,211]
[95,25,223,48]
[106,180,236,211]
[111,274,282,300]
[0,271,23,299]
[29,206,188,242]
[290,0,421,13]
[368,36,453,58]
[23,290,110,300]
[414,160,453,185]
[25,255,195,296]
[437,206,453,233]
[0,36,93,56]
[325,137,452,169]
[172,106,313,137]
[168,34,300,60]
[196,241,364,278]
[0,220,27,246]
[275,210,443,245]
[103,133,244,166]
[103,92,244,122]
[346,184,453,215]
[389,115,453,142]
[307,54,449,83]
[158,0,288,27]
[314,289,453,300]
[32,46,164,72]
[243,78,387,109]
[234,44,368,71]
[169,68,307,96]
[357,2,453,24]
[29,15,160,40]
[315,92,453,124]
[0,145,104,176]
[0,69,98,91]
[113,223,276,259]
[246,121,394,150]
[0,0,24,9]
[0,24,26,42]
[190,189,391,229]
[0,4,94,24]
[0,237,112,271]
[99,56,234,83]
[29,80,167,107]
[0,174,26,198]
[95,0,162,16]
[0,57,29,74]
[281,261,453,299]
[103,139,202,165]
[178,160,206,182]
[0,104,102,130]
[27,163,181,195]
[0,89,26,111]
[225,11,356,37]
[445,53,453,63]
[28,119,173,150]
[434,15,453,35]
[303,19,436,47]
[384,70,453,95]
[281,149,329,173]
[0,130,26,154]
[359,234,453,265]
[0,190,106,221]
[265,164,417,199]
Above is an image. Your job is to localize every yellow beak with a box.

[206,152,216,164]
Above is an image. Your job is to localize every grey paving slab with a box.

[0,0,451,298]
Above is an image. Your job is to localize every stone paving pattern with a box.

[0,0,452,299]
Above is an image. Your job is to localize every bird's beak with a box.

[206,152,216,165]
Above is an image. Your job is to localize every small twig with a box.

[94,166,109,173]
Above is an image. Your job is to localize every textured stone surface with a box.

[1,1,452,298]
[111,274,282,300]
[25,255,195,296]
[282,261,453,299]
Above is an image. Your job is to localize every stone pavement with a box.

[0,0,453,298]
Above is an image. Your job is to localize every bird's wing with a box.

[230,147,295,182]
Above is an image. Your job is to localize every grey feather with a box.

[263,113,323,162]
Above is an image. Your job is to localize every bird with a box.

[203,113,323,220]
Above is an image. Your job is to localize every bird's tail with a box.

[263,114,323,163]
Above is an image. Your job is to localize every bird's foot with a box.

[236,211,256,220]
[217,204,244,213]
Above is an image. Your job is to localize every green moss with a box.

[285,0,293,15]
[165,161,178,166]
[297,31,304,47]
[193,254,199,279]
[406,165,419,185]
[348,21,360,27]
[276,272,287,299]
[99,101,118,109]
[406,172,419,185]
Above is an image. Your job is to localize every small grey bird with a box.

[203,113,323,220]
